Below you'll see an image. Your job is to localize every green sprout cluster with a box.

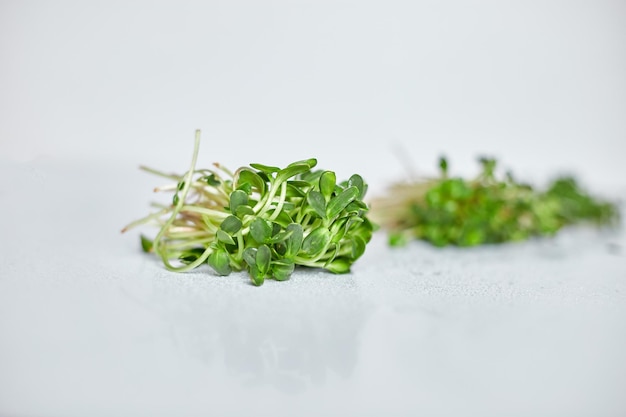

[122,131,374,285]
[371,157,618,247]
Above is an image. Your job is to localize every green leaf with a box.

[425,188,442,207]
[479,157,496,177]
[255,171,271,183]
[325,257,351,274]
[299,170,323,184]
[236,182,252,194]
[243,247,257,267]
[249,163,280,174]
[351,235,366,260]
[330,219,348,243]
[271,222,281,237]
[448,179,471,199]
[319,171,336,199]
[208,249,232,276]
[284,223,304,258]
[178,247,206,264]
[220,215,242,234]
[287,180,312,189]
[216,229,236,245]
[323,243,339,266]
[286,182,307,198]
[202,173,221,186]
[288,158,317,169]
[307,190,326,218]
[237,169,266,194]
[276,163,313,184]
[267,227,294,244]
[302,227,331,257]
[230,190,249,213]
[256,244,271,275]
[249,266,265,286]
[348,174,366,199]
[439,156,448,176]
[344,200,368,214]
[352,219,374,244]
[271,210,294,227]
[250,218,272,243]
[272,259,294,281]
[140,235,153,253]
[389,232,409,247]
[326,186,359,221]
[235,205,255,217]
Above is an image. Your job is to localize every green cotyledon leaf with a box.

[307,190,326,219]
[319,171,337,200]
[208,249,232,276]
[220,215,242,234]
[272,259,295,281]
[236,169,266,195]
[230,190,249,214]
[326,186,359,221]
[301,227,331,258]
[284,223,304,259]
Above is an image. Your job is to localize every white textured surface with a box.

[2,1,626,415]
[0,159,625,417]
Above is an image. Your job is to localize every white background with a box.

[1,2,626,417]
[1,0,625,191]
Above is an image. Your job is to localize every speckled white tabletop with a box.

[1,160,624,417]
[2,2,626,415]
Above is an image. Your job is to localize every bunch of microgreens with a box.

[371,157,618,247]
[122,131,374,286]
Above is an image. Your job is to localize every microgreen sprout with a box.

[122,130,374,285]
[371,157,619,247]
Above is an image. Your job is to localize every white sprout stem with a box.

[253,175,284,215]
[154,179,216,193]
[180,205,230,218]
[121,207,171,233]
[267,182,288,221]
[154,130,202,271]
[163,245,214,272]
[165,230,213,239]
[161,237,214,250]
[139,165,182,180]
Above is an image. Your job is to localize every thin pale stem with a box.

[140,165,182,180]
[153,130,202,266]
[267,181,288,221]
[121,207,171,233]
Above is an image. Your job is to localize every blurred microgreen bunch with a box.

[371,157,618,247]
[122,131,374,285]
